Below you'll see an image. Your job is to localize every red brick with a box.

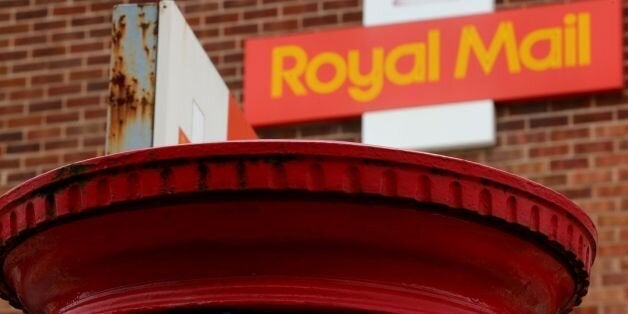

[224,24,258,35]
[283,3,318,15]
[194,28,220,39]
[599,214,628,228]
[595,124,628,137]
[595,92,627,106]
[85,108,107,119]
[263,20,298,32]
[29,100,62,113]
[0,105,24,116]
[87,80,108,92]
[7,171,37,184]
[44,139,79,151]
[69,69,102,81]
[70,42,103,53]
[529,115,568,128]
[508,101,549,115]
[570,170,613,185]
[63,151,99,163]
[550,128,589,141]
[0,0,29,8]
[0,132,22,142]
[71,15,106,27]
[529,145,569,158]
[529,174,567,186]
[53,5,87,15]
[574,111,614,124]
[550,158,589,171]
[48,84,81,96]
[49,58,82,69]
[14,35,47,46]
[505,131,546,145]
[205,13,239,24]
[303,15,339,28]
[31,73,64,85]
[0,50,27,62]
[342,12,361,23]
[46,112,79,124]
[33,20,66,31]
[6,143,39,154]
[87,54,110,65]
[66,123,105,135]
[224,0,257,9]
[323,0,359,10]
[244,8,277,19]
[89,27,111,38]
[0,78,26,88]
[203,40,237,51]
[12,61,46,73]
[575,141,614,154]
[24,155,59,167]
[66,95,101,108]
[550,97,592,111]
[52,31,85,41]
[33,46,66,58]
[595,153,628,167]
[15,8,47,20]
[485,149,524,163]
[184,3,219,13]
[83,136,106,147]
[7,116,42,128]
[0,159,20,170]
[596,185,628,197]
[27,127,62,140]
[0,24,29,35]
[223,52,243,64]
[90,1,119,12]
[556,187,591,199]
[10,89,44,100]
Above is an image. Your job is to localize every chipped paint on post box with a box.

[107,4,158,154]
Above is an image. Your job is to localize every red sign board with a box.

[244,0,622,126]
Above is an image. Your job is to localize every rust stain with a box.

[107,5,158,154]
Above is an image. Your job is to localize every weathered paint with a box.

[0,141,596,312]
[106,4,158,154]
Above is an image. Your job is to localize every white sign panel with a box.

[364,0,494,26]
[154,0,229,146]
[362,0,495,151]
[363,101,495,151]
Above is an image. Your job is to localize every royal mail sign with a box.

[244,0,622,126]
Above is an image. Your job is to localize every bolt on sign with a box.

[244,0,623,127]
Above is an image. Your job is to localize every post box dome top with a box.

[0,140,596,311]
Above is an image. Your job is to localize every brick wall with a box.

[0,0,626,313]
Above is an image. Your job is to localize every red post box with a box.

[0,141,595,313]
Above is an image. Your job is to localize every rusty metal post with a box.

[107,4,158,154]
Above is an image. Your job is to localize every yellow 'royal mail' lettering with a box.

[455,13,590,78]
[271,30,441,102]
[269,13,592,102]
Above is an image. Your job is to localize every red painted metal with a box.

[0,141,595,313]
